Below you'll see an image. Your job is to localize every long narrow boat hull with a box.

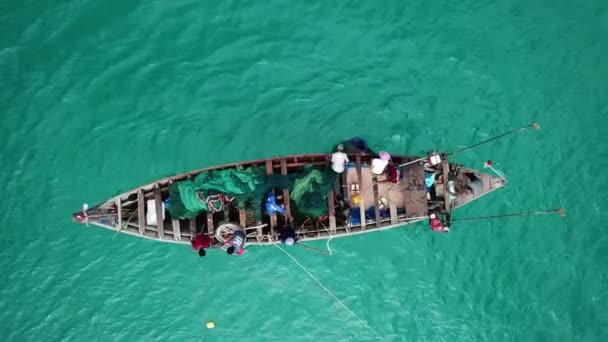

[72,153,505,245]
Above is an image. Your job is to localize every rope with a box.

[447,122,538,156]
[214,222,243,243]
[397,122,538,168]
[273,244,382,340]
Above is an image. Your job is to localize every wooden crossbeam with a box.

[265,160,277,237]
[207,213,214,236]
[328,190,337,233]
[154,185,164,239]
[325,155,337,233]
[372,176,381,227]
[115,197,122,230]
[239,209,247,228]
[389,201,398,225]
[189,217,196,237]
[280,159,292,219]
[172,219,181,241]
[442,158,451,214]
[355,154,366,229]
[169,181,180,241]
[137,190,145,234]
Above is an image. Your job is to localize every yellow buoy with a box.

[206,321,215,329]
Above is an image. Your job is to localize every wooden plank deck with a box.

[137,189,145,234]
[355,154,366,229]
[280,159,292,220]
[154,185,164,239]
[401,162,428,217]
[266,160,277,237]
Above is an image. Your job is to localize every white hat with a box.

[379,151,391,161]
[430,214,436,219]
[285,237,294,246]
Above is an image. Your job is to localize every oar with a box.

[451,208,565,223]
[398,121,540,167]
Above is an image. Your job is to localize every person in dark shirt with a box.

[191,234,214,257]
[278,224,298,246]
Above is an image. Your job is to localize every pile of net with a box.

[168,165,335,221]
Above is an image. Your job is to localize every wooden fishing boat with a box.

[71,152,505,245]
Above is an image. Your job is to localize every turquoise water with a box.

[2,0,607,340]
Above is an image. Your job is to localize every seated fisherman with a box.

[224,228,246,256]
[371,151,391,174]
[266,192,287,216]
[191,233,214,257]
[429,212,450,232]
[424,169,436,200]
[278,224,298,246]
[331,144,349,173]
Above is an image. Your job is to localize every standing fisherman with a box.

[331,144,349,173]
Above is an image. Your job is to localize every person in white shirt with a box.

[371,151,391,174]
[331,144,349,173]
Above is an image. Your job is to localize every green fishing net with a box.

[290,166,336,217]
[168,164,335,220]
